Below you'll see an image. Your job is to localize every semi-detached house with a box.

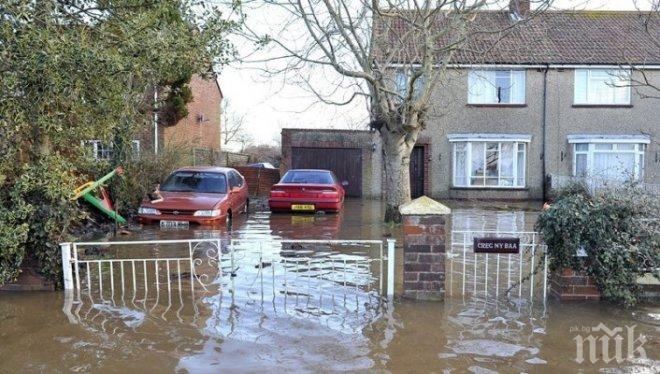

[281,2,659,200]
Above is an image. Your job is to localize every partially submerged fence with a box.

[60,238,396,301]
[447,230,548,302]
[234,166,280,196]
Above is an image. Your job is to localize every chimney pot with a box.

[509,0,531,17]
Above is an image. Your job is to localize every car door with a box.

[234,170,248,210]
[226,171,238,210]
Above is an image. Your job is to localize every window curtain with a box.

[454,143,467,186]
[468,71,496,103]
[593,152,636,181]
[510,70,525,103]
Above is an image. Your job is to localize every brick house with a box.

[282,2,659,200]
[88,74,223,162]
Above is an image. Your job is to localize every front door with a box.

[409,146,425,198]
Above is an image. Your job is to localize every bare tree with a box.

[625,0,660,99]
[221,99,253,152]
[236,0,551,221]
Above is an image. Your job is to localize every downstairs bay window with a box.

[568,135,648,182]
[449,134,530,188]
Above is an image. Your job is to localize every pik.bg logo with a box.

[572,323,647,364]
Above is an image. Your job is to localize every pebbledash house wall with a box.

[544,69,659,185]
[280,128,384,198]
[279,69,659,201]
[419,67,660,200]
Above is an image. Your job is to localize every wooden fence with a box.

[235,166,281,197]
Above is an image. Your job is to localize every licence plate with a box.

[291,216,315,224]
[291,204,315,211]
[160,220,189,228]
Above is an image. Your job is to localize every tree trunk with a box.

[382,131,415,223]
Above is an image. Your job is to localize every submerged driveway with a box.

[0,199,658,372]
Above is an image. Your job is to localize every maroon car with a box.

[268,169,345,213]
[138,166,249,226]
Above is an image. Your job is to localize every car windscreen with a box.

[281,170,335,184]
[160,171,227,194]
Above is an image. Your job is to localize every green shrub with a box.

[110,146,190,217]
[0,155,84,286]
[77,144,191,218]
[537,183,659,307]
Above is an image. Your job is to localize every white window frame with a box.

[83,140,141,160]
[131,140,141,159]
[449,134,530,188]
[83,140,113,160]
[570,140,647,181]
[467,69,526,105]
[573,69,631,105]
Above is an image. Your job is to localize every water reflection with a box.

[2,199,658,372]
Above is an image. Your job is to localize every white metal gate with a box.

[447,231,548,301]
[60,238,396,303]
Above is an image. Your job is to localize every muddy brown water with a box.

[1,199,658,373]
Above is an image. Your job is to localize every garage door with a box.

[291,147,363,197]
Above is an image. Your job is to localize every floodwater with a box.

[1,199,658,373]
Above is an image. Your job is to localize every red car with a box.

[138,166,249,226]
[269,169,345,213]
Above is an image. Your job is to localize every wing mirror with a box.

[231,186,241,193]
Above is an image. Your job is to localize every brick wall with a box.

[402,214,448,300]
[550,268,601,301]
[136,75,223,157]
[280,128,383,198]
[162,75,222,153]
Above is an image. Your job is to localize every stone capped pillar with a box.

[399,196,451,301]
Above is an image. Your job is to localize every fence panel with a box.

[448,231,548,302]
[61,238,395,324]
[234,166,281,196]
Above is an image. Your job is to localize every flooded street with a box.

[1,199,658,373]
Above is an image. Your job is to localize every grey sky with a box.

[218,0,655,149]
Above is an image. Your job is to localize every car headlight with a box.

[138,207,161,215]
[193,209,221,217]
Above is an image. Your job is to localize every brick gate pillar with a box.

[399,196,451,301]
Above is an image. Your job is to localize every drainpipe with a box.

[153,87,159,155]
[541,64,549,201]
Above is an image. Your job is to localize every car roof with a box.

[286,169,332,173]
[174,166,235,173]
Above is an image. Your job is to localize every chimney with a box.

[509,0,530,17]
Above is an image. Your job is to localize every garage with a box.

[291,147,363,197]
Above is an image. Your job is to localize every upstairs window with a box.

[394,69,425,101]
[574,69,631,105]
[468,70,525,104]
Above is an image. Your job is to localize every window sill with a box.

[466,104,527,108]
[572,104,633,108]
[450,187,529,191]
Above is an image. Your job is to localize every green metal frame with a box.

[73,167,127,225]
